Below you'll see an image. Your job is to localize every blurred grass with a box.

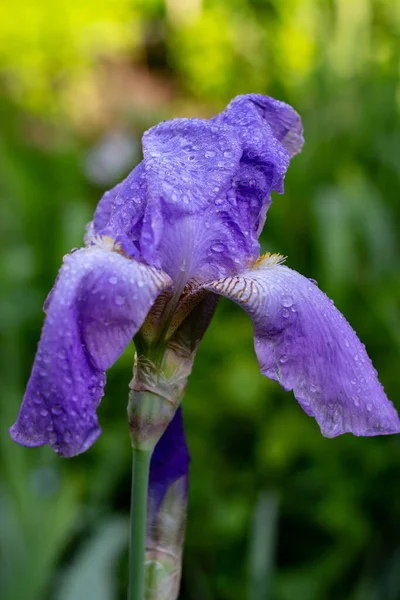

[1,1,400,599]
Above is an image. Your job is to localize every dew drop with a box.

[215,197,224,206]
[282,308,290,318]
[279,355,288,364]
[51,406,63,416]
[366,403,372,412]
[115,295,126,306]
[350,379,356,385]
[109,276,118,285]
[211,243,225,253]
[345,340,350,348]
[40,408,49,417]
[205,151,216,158]
[282,295,294,308]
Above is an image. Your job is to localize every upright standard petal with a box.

[146,407,189,600]
[140,96,303,285]
[92,95,303,289]
[90,162,149,260]
[213,94,304,233]
[205,256,400,437]
[9,245,171,457]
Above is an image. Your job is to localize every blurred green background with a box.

[1,1,400,599]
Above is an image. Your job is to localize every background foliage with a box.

[1,1,400,598]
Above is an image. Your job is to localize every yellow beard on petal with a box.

[252,251,287,269]
[91,234,130,258]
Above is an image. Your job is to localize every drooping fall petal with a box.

[205,258,400,437]
[10,245,171,457]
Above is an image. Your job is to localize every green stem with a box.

[128,448,152,600]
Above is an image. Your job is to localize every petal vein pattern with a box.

[9,246,171,457]
[205,262,400,437]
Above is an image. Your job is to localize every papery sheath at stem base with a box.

[128,389,177,452]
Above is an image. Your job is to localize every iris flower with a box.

[10,95,400,597]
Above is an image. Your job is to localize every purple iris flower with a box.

[9,95,400,568]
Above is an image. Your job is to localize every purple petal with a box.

[217,94,304,159]
[9,246,171,457]
[146,408,189,598]
[92,95,303,288]
[214,94,304,233]
[149,406,190,511]
[205,259,400,437]
[141,117,254,284]
[90,162,148,260]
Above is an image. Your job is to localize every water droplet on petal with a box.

[282,308,290,318]
[109,276,118,285]
[282,295,294,308]
[310,383,318,393]
[40,408,49,417]
[350,379,356,385]
[366,403,372,412]
[115,295,126,306]
[211,243,225,253]
[279,355,288,364]
[205,151,216,158]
